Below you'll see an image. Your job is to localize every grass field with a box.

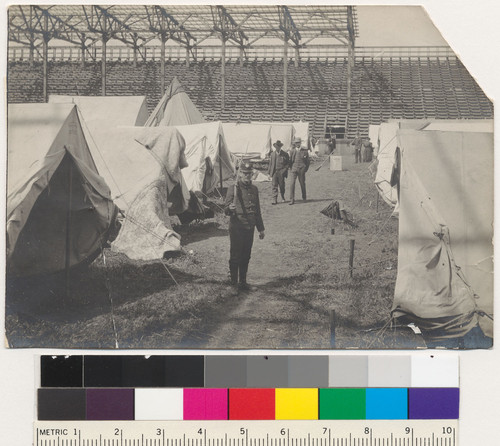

[5,154,424,349]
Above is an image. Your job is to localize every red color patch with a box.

[229,388,275,420]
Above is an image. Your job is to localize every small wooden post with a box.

[329,309,336,348]
[349,239,355,278]
[376,191,379,213]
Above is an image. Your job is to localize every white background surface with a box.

[1,1,499,445]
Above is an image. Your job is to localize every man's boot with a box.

[238,264,251,291]
[289,199,295,205]
[272,197,277,205]
[281,193,286,202]
[229,264,238,287]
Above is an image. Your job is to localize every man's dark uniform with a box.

[289,143,310,203]
[224,167,265,287]
[268,140,290,203]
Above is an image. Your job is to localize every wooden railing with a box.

[8,45,457,63]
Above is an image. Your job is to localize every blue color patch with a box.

[366,388,408,419]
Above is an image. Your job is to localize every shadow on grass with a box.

[174,220,228,245]
[5,253,201,324]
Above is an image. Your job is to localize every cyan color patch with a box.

[366,388,408,419]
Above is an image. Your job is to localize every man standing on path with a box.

[268,140,290,205]
[289,136,310,205]
[350,132,363,163]
[225,162,265,290]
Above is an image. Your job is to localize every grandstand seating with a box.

[7,57,492,138]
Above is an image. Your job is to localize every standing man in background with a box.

[289,137,310,205]
[268,140,290,205]
[225,162,265,291]
[350,132,363,163]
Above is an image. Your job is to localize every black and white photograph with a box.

[5,4,493,349]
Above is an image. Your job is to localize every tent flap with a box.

[392,129,493,339]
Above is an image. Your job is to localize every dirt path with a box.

[180,155,388,348]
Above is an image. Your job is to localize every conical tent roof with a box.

[145,77,205,127]
[7,103,118,276]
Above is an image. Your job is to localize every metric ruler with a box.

[34,420,458,446]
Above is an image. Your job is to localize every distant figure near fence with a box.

[350,132,363,163]
[362,138,374,162]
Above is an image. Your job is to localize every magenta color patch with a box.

[183,388,228,420]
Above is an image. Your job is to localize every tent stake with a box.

[329,309,336,348]
[348,239,355,278]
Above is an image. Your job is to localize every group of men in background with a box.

[268,136,310,206]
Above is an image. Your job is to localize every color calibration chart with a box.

[35,355,459,446]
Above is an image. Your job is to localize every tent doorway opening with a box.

[8,153,108,277]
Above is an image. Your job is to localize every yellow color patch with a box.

[275,388,318,420]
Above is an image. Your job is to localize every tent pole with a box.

[65,157,73,299]
[219,138,223,193]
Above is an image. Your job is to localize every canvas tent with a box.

[49,95,149,127]
[251,122,295,151]
[222,123,272,159]
[145,76,205,127]
[252,121,310,150]
[51,95,191,259]
[83,125,190,260]
[368,124,380,153]
[392,128,493,342]
[7,103,118,277]
[374,119,493,212]
[175,122,235,194]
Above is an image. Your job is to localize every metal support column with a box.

[42,12,49,102]
[160,35,166,93]
[283,38,288,111]
[101,37,107,95]
[239,46,244,67]
[185,46,190,67]
[221,38,226,110]
[347,43,352,113]
[294,46,299,68]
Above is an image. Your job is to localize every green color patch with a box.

[319,388,366,419]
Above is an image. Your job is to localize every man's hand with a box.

[228,203,236,211]
[259,231,265,240]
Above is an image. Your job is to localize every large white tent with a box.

[252,121,311,151]
[222,122,272,159]
[7,103,118,276]
[374,119,493,212]
[392,127,493,342]
[49,94,191,259]
[175,122,235,195]
[49,94,150,127]
[98,126,190,260]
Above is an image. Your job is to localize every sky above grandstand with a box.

[356,6,448,47]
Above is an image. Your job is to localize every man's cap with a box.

[239,161,253,173]
[273,140,284,149]
[293,136,302,144]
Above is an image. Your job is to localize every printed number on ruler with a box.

[35,420,458,446]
